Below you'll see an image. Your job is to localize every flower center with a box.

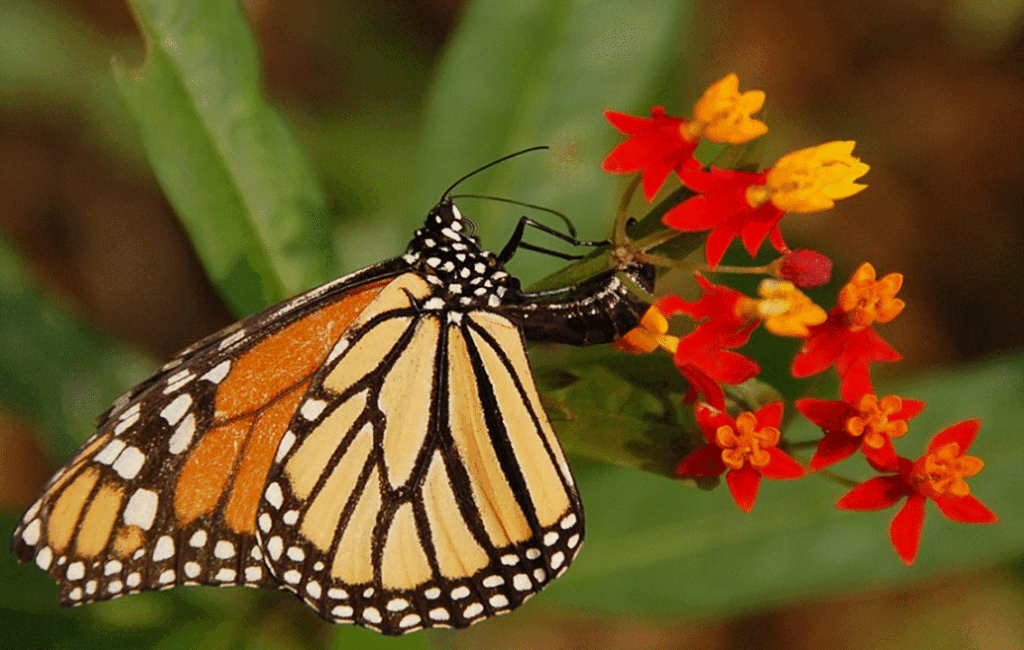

[716,412,780,470]
[912,442,985,498]
[837,264,905,330]
[846,394,908,449]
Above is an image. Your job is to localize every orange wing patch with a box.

[173,278,391,534]
[214,280,389,422]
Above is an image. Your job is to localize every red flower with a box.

[678,402,806,511]
[790,306,902,402]
[836,420,997,564]
[658,279,759,409]
[796,392,926,471]
[601,107,702,201]
[663,168,787,268]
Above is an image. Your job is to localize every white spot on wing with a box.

[188,530,207,547]
[168,414,196,454]
[399,614,422,628]
[300,399,326,421]
[123,489,158,530]
[363,607,382,624]
[114,411,139,435]
[267,536,283,560]
[264,482,283,509]
[94,439,126,465]
[275,431,296,463]
[482,575,504,588]
[214,540,235,559]
[489,594,509,608]
[429,607,449,621]
[21,519,40,545]
[201,360,231,384]
[387,598,409,612]
[152,535,174,561]
[160,394,192,426]
[111,446,146,480]
[332,604,354,618]
[65,562,85,581]
[35,547,52,570]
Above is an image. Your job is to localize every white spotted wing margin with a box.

[257,273,584,635]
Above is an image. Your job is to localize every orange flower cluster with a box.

[603,74,995,564]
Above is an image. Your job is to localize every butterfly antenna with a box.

[449,193,578,238]
[441,146,549,201]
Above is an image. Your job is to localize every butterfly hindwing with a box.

[255,273,584,634]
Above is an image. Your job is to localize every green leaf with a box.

[535,352,1024,618]
[332,625,433,650]
[409,0,693,287]
[113,0,333,316]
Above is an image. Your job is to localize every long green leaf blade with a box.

[113,0,332,316]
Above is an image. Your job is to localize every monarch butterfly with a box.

[11,170,654,635]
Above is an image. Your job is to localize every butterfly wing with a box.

[256,273,584,634]
[10,260,407,604]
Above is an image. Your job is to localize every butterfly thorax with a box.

[401,201,520,309]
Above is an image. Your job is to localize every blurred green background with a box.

[1,1,1022,649]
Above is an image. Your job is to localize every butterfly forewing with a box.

[256,274,584,634]
[11,264,402,605]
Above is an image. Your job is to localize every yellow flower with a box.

[683,73,769,144]
[613,306,679,354]
[751,279,827,337]
[838,263,905,330]
[765,141,869,213]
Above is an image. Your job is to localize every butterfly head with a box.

[404,200,520,307]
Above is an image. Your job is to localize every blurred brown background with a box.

[0,1,1021,648]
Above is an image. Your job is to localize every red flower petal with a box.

[895,398,926,421]
[676,443,727,477]
[767,224,788,254]
[603,108,659,134]
[795,397,850,430]
[862,437,900,473]
[726,466,761,512]
[760,447,806,479]
[738,204,785,259]
[926,419,980,454]
[838,363,874,403]
[836,475,912,510]
[754,401,784,428]
[809,432,860,471]
[641,163,676,203]
[679,364,726,409]
[694,403,733,438]
[890,494,926,565]
[931,494,998,524]
[662,195,730,232]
